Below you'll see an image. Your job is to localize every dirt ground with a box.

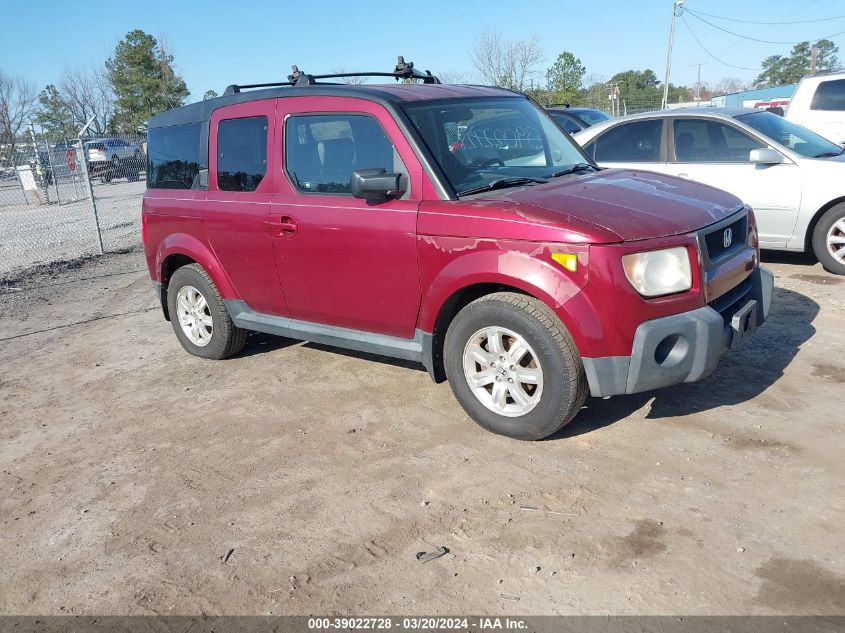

[1,249,843,616]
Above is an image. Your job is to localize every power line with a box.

[684,8,845,45]
[679,14,762,71]
[687,8,845,26]
[713,0,825,57]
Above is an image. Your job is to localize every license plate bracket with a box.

[730,300,758,350]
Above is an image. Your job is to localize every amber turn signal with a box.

[551,252,578,272]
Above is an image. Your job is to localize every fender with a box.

[791,195,845,252]
[416,238,605,354]
[156,232,236,298]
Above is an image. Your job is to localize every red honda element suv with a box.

[142,59,773,440]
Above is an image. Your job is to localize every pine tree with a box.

[106,30,189,133]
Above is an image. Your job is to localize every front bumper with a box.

[583,266,774,397]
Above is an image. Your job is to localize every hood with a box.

[474,169,743,242]
[820,151,845,164]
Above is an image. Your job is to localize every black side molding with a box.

[223,299,436,379]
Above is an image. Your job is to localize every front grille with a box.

[703,214,747,262]
[708,275,753,325]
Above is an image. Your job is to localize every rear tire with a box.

[812,203,845,275]
[167,264,247,360]
[444,292,588,440]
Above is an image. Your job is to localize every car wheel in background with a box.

[166,264,248,360]
[812,203,845,275]
[444,292,588,440]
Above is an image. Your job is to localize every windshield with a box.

[736,110,842,158]
[402,98,592,195]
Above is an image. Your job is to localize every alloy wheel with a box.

[176,285,213,346]
[827,217,845,265]
[462,326,544,417]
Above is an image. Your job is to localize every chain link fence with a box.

[0,132,146,279]
[578,98,664,117]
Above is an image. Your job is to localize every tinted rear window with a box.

[587,119,662,162]
[147,123,204,189]
[217,116,268,192]
[810,79,845,111]
[550,113,582,134]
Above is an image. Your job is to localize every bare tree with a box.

[332,68,368,85]
[713,77,747,96]
[470,29,544,92]
[59,65,113,135]
[436,70,471,85]
[0,69,36,152]
[578,73,608,109]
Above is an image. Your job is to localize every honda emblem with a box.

[723,227,733,249]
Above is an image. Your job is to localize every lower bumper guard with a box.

[583,266,774,397]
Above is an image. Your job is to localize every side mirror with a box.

[750,148,785,164]
[350,168,403,200]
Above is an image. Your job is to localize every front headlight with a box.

[622,246,692,297]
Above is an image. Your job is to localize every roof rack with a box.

[223,56,440,95]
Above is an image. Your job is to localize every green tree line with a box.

[754,39,840,88]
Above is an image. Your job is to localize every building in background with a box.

[711,85,798,110]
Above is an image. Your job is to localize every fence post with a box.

[78,115,104,255]
[28,122,49,204]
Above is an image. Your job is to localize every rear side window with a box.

[147,123,203,189]
[217,116,268,192]
[587,120,662,162]
[810,79,845,111]
[285,114,404,195]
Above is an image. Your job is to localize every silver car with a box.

[574,108,845,275]
[84,138,144,183]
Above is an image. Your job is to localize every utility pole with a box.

[662,0,685,109]
[811,45,818,75]
[608,82,620,117]
[695,62,703,102]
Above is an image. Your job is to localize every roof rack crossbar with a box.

[224,56,440,94]
[224,81,295,95]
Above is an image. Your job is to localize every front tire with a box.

[444,292,588,440]
[167,264,247,359]
[812,203,845,275]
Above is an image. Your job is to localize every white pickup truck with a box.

[785,72,845,145]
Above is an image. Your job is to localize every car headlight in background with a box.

[622,246,692,297]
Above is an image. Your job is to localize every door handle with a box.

[267,215,297,237]
[676,172,690,179]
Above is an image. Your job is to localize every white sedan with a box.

[573,108,845,274]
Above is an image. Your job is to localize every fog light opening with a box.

[654,334,689,367]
